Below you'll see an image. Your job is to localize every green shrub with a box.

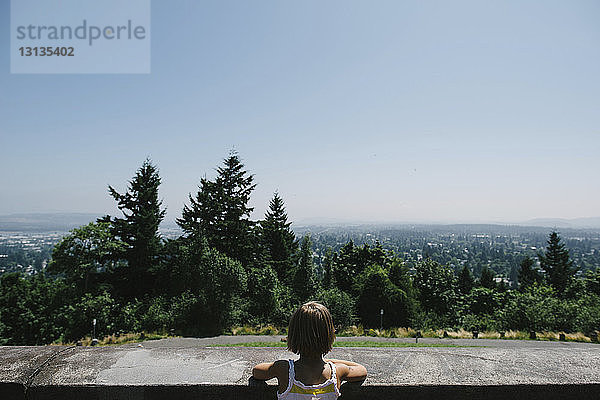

[459,313,498,331]
[60,291,117,341]
[412,311,451,331]
[140,296,171,332]
[314,288,356,328]
[573,294,600,333]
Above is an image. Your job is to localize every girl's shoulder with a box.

[271,359,292,381]
[330,361,348,378]
[272,359,291,372]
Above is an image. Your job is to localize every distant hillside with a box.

[0,213,183,235]
[0,213,101,232]
[520,217,600,229]
[293,217,600,232]
[3,212,599,232]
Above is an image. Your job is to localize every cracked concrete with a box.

[1,337,600,399]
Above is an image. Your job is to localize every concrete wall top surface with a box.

[1,337,599,388]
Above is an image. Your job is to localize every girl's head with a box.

[287,301,335,357]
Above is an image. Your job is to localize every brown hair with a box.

[287,301,335,357]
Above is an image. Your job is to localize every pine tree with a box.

[259,192,297,283]
[388,258,418,313]
[322,247,335,289]
[369,241,387,267]
[518,256,543,291]
[479,265,495,289]
[293,235,317,302]
[585,268,600,296]
[334,240,357,294]
[509,264,519,288]
[539,231,577,296]
[457,264,475,294]
[177,151,256,265]
[101,159,166,299]
[177,177,220,241]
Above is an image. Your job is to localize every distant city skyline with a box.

[1,1,599,224]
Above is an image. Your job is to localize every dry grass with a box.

[539,331,592,342]
[226,325,600,344]
[337,325,364,337]
[568,332,594,342]
[322,325,598,343]
[501,330,528,340]
[52,331,173,346]
[229,325,283,336]
[53,327,598,346]
[436,329,470,339]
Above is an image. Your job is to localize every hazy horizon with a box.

[2,211,600,231]
[2,1,599,223]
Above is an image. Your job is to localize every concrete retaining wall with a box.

[3,382,600,400]
[2,339,599,400]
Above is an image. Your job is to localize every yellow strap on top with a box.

[289,383,335,395]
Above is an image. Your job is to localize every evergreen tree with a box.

[473,261,483,279]
[333,240,357,294]
[585,268,600,296]
[539,231,577,296]
[101,159,166,299]
[509,264,519,288]
[369,241,387,268]
[518,256,543,291]
[322,247,335,289]
[388,258,417,301]
[479,265,495,289]
[258,192,297,282]
[293,235,317,302]
[178,151,256,266]
[387,258,418,320]
[457,265,475,294]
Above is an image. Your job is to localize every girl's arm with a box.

[325,358,367,382]
[252,360,288,381]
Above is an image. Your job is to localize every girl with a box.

[252,302,367,399]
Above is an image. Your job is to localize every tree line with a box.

[0,153,599,345]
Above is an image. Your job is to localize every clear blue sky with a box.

[1,0,599,224]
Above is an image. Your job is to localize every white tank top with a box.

[277,359,340,400]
